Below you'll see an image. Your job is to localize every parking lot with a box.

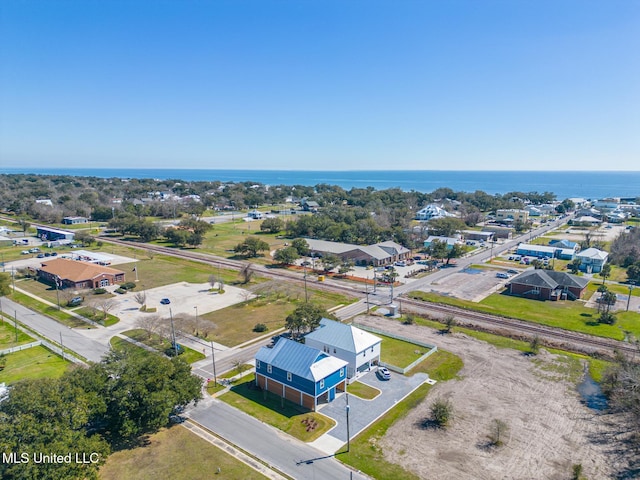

[315,369,429,452]
[418,266,514,302]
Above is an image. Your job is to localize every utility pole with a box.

[303,263,308,303]
[365,283,370,314]
[627,282,635,311]
[345,393,351,453]
[14,310,18,343]
[210,341,217,386]
[59,331,65,361]
[194,306,199,337]
[169,308,178,356]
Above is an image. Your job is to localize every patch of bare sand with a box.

[354,316,628,480]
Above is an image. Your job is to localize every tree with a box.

[164,228,190,247]
[597,289,617,315]
[443,315,457,333]
[74,230,95,245]
[569,258,582,274]
[627,262,640,284]
[273,246,300,265]
[529,335,541,355]
[0,273,10,296]
[234,236,269,257]
[17,217,30,234]
[240,263,254,284]
[97,299,116,322]
[208,274,218,290]
[428,217,466,237]
[285,303,329,339]
[136,314,160,340]
[427,240,449,263]
[291,238,310,256]
[320,253,341,272]
[488,418,510,447]
[338,261,354,276]
[445,243,465,265]
[260,217,284,234]
[429,398,454,428]
[133,291,147,310]
[599,263,612,285]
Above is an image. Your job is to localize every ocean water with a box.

[2,168,639,200]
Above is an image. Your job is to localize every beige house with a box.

[496,209,529,223]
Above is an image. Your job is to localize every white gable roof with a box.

[305,318,381,354]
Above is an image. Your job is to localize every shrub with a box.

[120,282,137,290]
[430,398,454,428]
[93,287,107,294]
[253,323,268,333]
[114,288,127,294]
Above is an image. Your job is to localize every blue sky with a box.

[1,0,638,171]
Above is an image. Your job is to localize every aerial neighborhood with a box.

[0,174,638,480]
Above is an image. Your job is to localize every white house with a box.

[415,204,453,221]
[304,319,382,379]
[576,247,609,274]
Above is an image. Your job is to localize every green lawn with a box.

[347,381,380,400]
[0,321,33,349]
[378,334,432,369]
[9,290,95,328]
[201,287,354,347]
[409,290,640,341]
[0,345,70,384]
[218,375,335,442]
[338,350,463,479]
[120,329,205,364]
[109,336,149,357]
[99,426,269,480]
[76,307,120,326]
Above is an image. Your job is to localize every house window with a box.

[340,368,344,377]
[287,372,292,382]
[320,379,324,389]
[371,347,374,352]
[333,348,336,354]
[256,360,261,369]
[267,364,272,374]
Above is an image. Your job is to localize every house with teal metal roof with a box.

[255,338,348,411]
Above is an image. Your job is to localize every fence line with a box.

[352,322,438,375]
[0,341,42,355]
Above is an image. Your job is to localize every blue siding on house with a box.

[315,367,345,396]
[256,363,315,395]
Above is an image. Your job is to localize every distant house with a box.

[304,238,410,267]
[483,225,514,239]
[576,248,609,273]
[463,231,494,242]
[508,270,589,301]
[62,216,88,225]
[549,239,578,250]
[37,258,125,289]
[36,226,75,242]
[496,209,529,223]
[415,204,453,221]
[424,235,462,251]
[35,199,53,207]
[247,210,264,219]
[304,319,382,378]
[255,338,348,411]
[516,243,575,260]
[301,199,320,212]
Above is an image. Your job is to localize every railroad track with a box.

[400,296,638,356]
[102,237,638,357]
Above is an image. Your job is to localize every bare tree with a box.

[97,299,116,322]
[208,274,218,290]
[488,418,509,447]
[240,290,253,303]
[146,249,155,260]
[136,314,161,340]
[443,315,457,333]
[240,263,254,284]
[133,291,147,310]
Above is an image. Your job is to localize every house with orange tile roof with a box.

[37,258,126,289]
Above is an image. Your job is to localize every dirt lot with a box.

[354,315,630,480]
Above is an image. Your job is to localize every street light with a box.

[345,393,351,453]
[210,341,217,386]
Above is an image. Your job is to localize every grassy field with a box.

[396,314,610,381]
[109,336,149,357]
[378,334,432,369]
[195,219,292,265]
[76,307,120,326]
[120,329,205,364]
[347,381,380,400]
[0,345,70,384]
[0,321,33,349]
[338,350,463,479]
[99,426,269,480]
[9,289,95,328]
[409,290,640,340]
[219,375,335,442]
[202,285,354,347]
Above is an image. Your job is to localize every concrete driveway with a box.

[315,370,430,453]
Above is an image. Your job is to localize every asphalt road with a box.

[0,297,108,362]
[188,397,368,480]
